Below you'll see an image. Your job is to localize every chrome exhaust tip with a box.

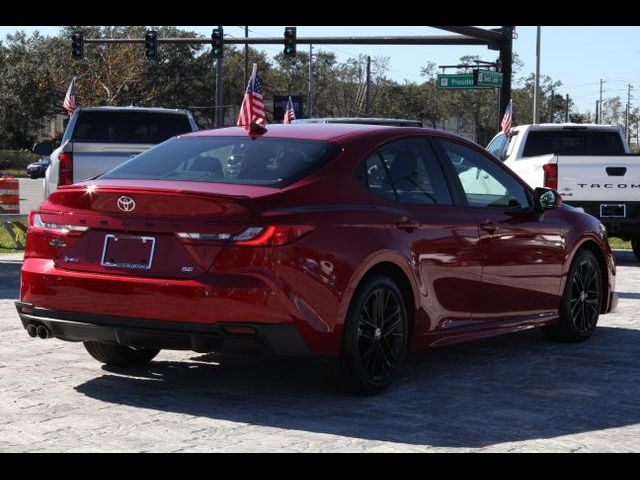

[36,325,51,339]
[26,324,38,338]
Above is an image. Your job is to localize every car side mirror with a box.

[534,187,561,212]
[33,142,53,156]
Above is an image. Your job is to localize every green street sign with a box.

[474,69,503,87]
[437,74,476,89]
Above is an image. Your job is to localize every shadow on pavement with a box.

[75,326,640,448]
[613,250,637,266]
[0,259,21,299]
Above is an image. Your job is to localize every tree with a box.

[0,31,61,147]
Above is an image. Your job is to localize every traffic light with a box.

[284,27,296,57]
[211,27,224,59]
[71,31,84,60]
[145,30,158,60]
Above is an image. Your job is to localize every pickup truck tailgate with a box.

[72,142,155,182]
[558,155,640,202]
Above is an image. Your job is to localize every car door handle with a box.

[394,218,421,231]
[479,221,500,234]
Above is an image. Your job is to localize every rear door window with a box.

[362,137,453,205]
[73,111,192,144]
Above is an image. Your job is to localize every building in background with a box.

[33,114,67,143]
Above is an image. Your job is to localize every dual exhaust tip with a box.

[26,323,53,339]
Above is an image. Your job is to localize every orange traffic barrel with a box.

[0,178,19,214]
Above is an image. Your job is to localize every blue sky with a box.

[1,26,638,114]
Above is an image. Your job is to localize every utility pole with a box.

[549,88,554,123]
[533,26,541,124]
[244,26,249,88]
[596,100,600,124]
[364,55,371,115]
[215,25,224,128]
[599,79,605,123]
[626,84,632,143]
[497,26,514,131]
[308,44,313,117]
[565,94,570,122]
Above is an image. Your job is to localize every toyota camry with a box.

[16,124,617,394]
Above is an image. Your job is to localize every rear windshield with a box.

[522,130,626,157]
[73,111,192,144]
[101,136,342,188]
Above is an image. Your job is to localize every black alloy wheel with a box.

[356,287,406,381]
[336,275,409,394]
[569,256,601,335]
[543,250,602,342]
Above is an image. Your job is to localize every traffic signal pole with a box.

[77,28,513,129]
[498,27,514,131]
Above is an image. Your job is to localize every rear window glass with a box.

[73,111,192,144]
[522,130,625,157]
[101,136,342,188]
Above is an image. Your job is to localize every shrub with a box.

[0,150,40,170]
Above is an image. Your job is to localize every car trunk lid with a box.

[39,180,278,279]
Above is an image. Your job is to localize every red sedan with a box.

[16,124,617,394]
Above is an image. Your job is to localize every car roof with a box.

[513,123,622,132]
[181,123,468,143]
[293,117,423,126]
[77,106,190,115]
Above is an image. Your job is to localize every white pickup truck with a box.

[487,123,640,260]
[35,106,199,199]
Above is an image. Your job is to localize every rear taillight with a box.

[29,212,88,235]
[25,212,88,260]
[177,225,314,247]
[542,163,558,190]
[58,151,73,186]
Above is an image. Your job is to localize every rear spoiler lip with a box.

[59,180,281,200]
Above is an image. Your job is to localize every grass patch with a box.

[0,222,26,251]
[608,237,632,250]
[1,169,29,178]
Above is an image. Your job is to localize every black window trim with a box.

[521,129,626,157]
[431,136,535,210]
[71,110,193,145]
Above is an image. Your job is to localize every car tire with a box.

[632,236,640,262]
[332,275,409,395]
[543,249,602,342]
[83,341,160,367]
[29,173,37,179]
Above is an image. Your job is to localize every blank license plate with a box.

[100,234,156,270]
[600,204,626,218]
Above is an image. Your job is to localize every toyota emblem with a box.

[117,196,136,212]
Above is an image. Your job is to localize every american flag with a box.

[501,99,513,136]
[63,77,77,116]
[283,96,296,124]
[237,64,266,129]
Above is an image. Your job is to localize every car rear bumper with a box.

[15,302,314,356]
[19,258,339,355]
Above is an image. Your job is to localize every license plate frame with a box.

[100,234,156,270]
[600,203,626,218]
